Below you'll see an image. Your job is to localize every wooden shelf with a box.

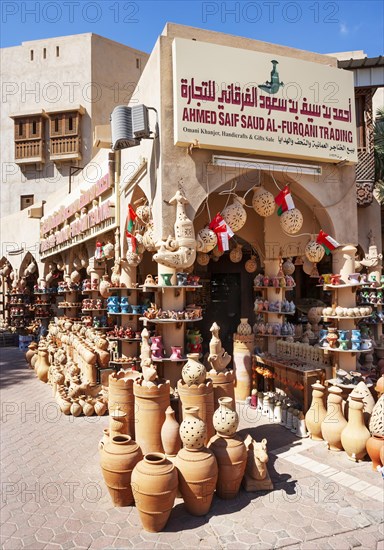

[327,378,373,389]
[322,315,372,320]
[254,334,294,338]
[107,312,142,316]
[323,282,365,289]
[256,310,295,316]
[140,317,203,324]
[152,357,187,362]
[108,337,141,342]
[82,308,108,312]
[323,346,372,353]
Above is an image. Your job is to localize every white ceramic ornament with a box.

[280,208,303,234]
[221,195,247,232]
[252,186,275,217]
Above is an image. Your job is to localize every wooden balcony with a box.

[14,139,45,165]
[50,136,82,162]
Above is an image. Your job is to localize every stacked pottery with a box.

[109,371,139,438]
[175,406,218,515]
[341,388,370,462]
[178,356,214,446]
[100,434,143,506]
[109,408,128,438]
[321,386,347,451]
[305,381,327,441]
[367,377,384,470]
[134,378,170,454]
[208,397,247,499]
[131,453,178,532]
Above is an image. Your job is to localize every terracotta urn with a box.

[134,379,170,455]
[341,388,370,461]
[131,453,178,532]
[212,397,239,437]
[36,346,50,383]
[94,399,107,416]
[25,342,38,367]
[100,434,143,506]
[175,409,218,515]
[208,433,247,500]
[109,371,137,438]
[70,398,83,417]
[349,380,375,426]
[99,275,111,298]
[160,406,181,457]
[321,386,347,451]
[59,397,72,415]
[366,435,384,470]
[182,354,206,386]
[305,380,327,441]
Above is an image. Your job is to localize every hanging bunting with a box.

[316,230,340,255]
[209,213,234,252]
[126,204,137,236]
[126,232,137,253]
[275,186,295,216]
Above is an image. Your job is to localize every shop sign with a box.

[172,38,357,163]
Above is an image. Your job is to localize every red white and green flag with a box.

[275,186,295,216]
[126,204,137,235]
[126,232,137,253]
[316,230,340,255]
[209,213,234,252]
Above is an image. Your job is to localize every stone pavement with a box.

[0,347,383,550]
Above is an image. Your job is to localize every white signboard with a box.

[172,38,358,163]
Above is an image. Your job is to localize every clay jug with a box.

[59,397,72,416]
[321,386,347,451]
[182,354,206,386]
[109,371,138,438]
[369,394,384,437]
[208,433,247,500]
[109,408,128,438]
[305,380,327,441]
[212,397,239,437]
[100,434,143,506]
[161,406,181,457]
[131,453,178,532]
[366,435,384,470]
[134,379,170,455]
[36,346,50,383]
[341,388,370,462]
[25,342,38,367]
[94,399,107,416]
[99,274,111,298]
[70,398,82,417]
[82,397,95,417]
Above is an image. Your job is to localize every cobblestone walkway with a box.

[0,348,383,549]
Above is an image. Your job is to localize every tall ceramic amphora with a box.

[175,406,218,516]
[321,386,347,451]
[305,381,326,441]
[341,388,370,462]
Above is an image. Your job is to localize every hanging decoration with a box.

[275,186,295,216]
[245,255,258,273]
[316,230,341,255]
[280,208,303,234]
[196,252,210,266]
[252,186,275,217]
[143,221,156,252]
[209,214,234,252]
[305,239,325,263]
[282,257,295,275]
[221,195,247,232]
[229,243,243,263]
[197,226,218,253]
[294,256,304,266]
[136,203,151,224]
[303,257,314,275]
[126,204,137,234]
[95,241,105,260]
[310,264,320,278]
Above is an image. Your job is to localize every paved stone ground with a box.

[0,347,383,550]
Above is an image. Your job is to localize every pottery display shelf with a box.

[327,377,373,390]
[142,284,202,298]
[322,346,373,354]
[323,282,365,291]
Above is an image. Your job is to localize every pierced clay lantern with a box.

[282,257,295,275]
[229,244,243,263]
[280,208,303,234]
[305,240,325,263]
[252,186,275,217]
[196,252,210,266]
[221,195,247,232]
[196,227,217,253]
[245,255,258,273]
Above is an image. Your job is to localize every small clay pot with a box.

[366,435,384,470]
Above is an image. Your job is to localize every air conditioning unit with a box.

[110,106,140,150]
[132,105,150,139]
[28,205,44,219]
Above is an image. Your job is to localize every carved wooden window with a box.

[13,114,45,162]
[50,116,63,137]
[355,95,366,149]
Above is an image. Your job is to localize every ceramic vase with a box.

[326,328,338,349]
[212,397,239,437]
[99,275,111,298]
[175,411,218,516]
[305,380,326,441]
[36,346,50,383]
[366,435,384,470]
[100,434,143,506]
[160,273,173,286]
[178,379,215,446]
[341,389,370,462]
[179,406,206,450]
[161,406,181,457]
[131,453,178,532]
[237,318,252,336]
[182,354,206,386]
[349,381,376,427]
[321,386,347,451]
[70,398,82,417]
[25,342,38,367]
[208,433,247,500]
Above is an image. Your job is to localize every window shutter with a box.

[51,116,62,136]
[15,119,27,140]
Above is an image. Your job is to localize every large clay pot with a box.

[348,381,375,427]
[131,453,178,532]
[175,446,218,516]
[31,353,39,370]
[366,435,384,470]
[109,371,138,438]
[341,388,370,462]
[369,394,384,437]
[321,386,347,451]
[25,342,38,367]
[178,379,215,446]
[100,434,143,506]
[208,434,247,500]
[36,346,50,383]
[380,442,384,466]
[232,335,253,401]
[134,379,170,454]
[161,406,181,457]
[213,397,239,437]
[182,354,206,386]
[209,370,235,410]
[305,380,327,441]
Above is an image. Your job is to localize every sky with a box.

[0,0,383,57]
